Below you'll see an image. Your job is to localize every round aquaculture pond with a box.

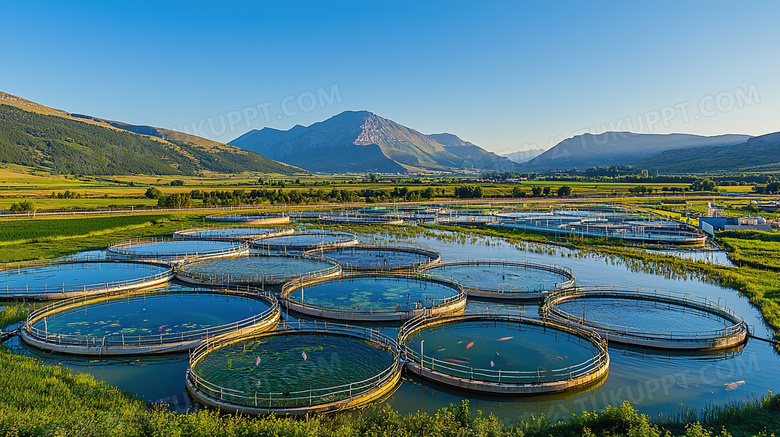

[304,244,440,272]
[251,231,358,252]
[20,285,279,355]
[173,227,293,241]
[0,260,172,300]
[176,255,341,286]
[107,238,249,263]
[281,274,466,321]
[399,314,609,394]
[205,214,290,225]
[319,215,404,225]
[421,260,575,300]
[186,322,401,414]
[542,288,748,350]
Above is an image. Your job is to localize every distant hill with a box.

[230,111,518,174]
[519,132,750,172]
[501,148,545,164]
[632,131,780,174]
[0,92,301,176]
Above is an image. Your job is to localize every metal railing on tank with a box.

[419,259,576,294]
[22,287,279,348]
[106,237,249,262]
[187,320,401,410]
[541,286,748,344]
[175,254,342,286]
[0,259,173,299]
[398,312,609,385]
[280,271,467,317]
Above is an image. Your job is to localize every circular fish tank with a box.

[282,274,466,321]
[399,314,609,394]
[21,285,279,355]
[319,215,404,225]
[543,288,748,350]
[107,238,248,263]
[304,245,440,272]
[186,322,401,414]
[205,214,290,225]
[173,227,293,241]
[252,231,358,252]
[0,260,172,300]
[421,260,575,300]
[176,255,341,286]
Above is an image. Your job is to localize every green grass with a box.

[0,344,776,436]
[0,215,779,436]
[0,213,208,262]
[0,303,30,329]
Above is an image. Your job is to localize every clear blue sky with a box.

[1,1,778,154]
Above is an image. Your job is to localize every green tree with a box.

[531,186,543,196]
[145,187,163,199]
[542,186,551,196]
[9,200,36,212]
[557,186,573,197]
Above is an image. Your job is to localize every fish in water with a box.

[256,357,261,366]
[158,325,168,331]
[496,337,513,342]
[435,348,446,353]
[445,358,468,364]
[724,380,745,391]
[302,352,308,361]
[490,361,495,368]
[466,342,474,349]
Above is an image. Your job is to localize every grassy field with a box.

[1,212,780,435]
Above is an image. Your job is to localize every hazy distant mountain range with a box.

[501,148,546,164]
[631,131,780,174]
[1,91,777,176]
[519,132,751,172]
[230,111,518,174]
[0,92,301,175]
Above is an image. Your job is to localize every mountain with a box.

[501,148,545,164]
[519,132,751,172]
[230,111,518,174]
[632,131,780,174]
[0,92,301,175]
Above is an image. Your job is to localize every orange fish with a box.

[496,337,513,341]
[302,352,308,361]
[256,357,261,366]
[445,358,468,364]
[158,325,168,331]
[490,361,495,368]
[466,342,474,349]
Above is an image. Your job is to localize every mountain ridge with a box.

[0,92,302,176]
[520,131,751,172]
[632,131,780,174]
[230,111,518,174]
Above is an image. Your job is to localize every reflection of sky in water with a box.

[187,228,279,238]
[181,256,333,278]
[406,320,599,382]
[35,292,268,339]
[325,248,432,268]
[259,233,352,247]
[20,226,779,422]
[557,298,731,333]
[425,263,566,292]
[0,262,169,292]
[116,240,239,256]
[288,277,457,312]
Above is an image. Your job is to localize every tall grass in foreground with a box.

[0,303,30,329]
[0,345,777,436]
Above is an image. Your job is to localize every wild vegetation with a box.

[0,105,298,176]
